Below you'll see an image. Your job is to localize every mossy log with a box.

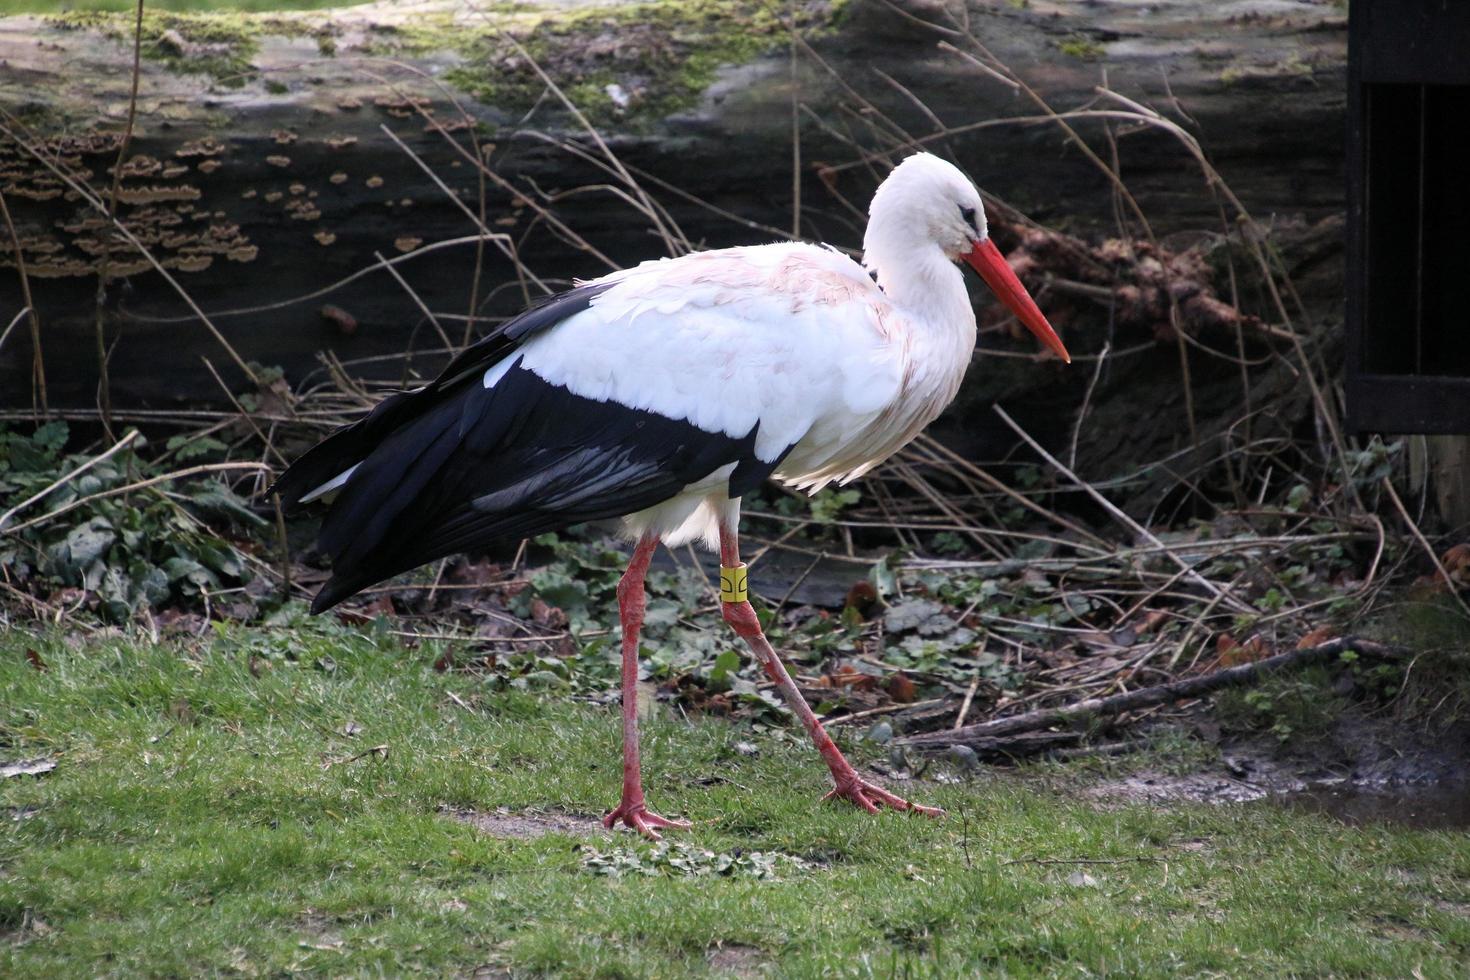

[0,0,1346,494]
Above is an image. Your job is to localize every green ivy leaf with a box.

[48,517,117,580]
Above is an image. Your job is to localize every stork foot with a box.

[823,772,945,817]
[602,797,691,840]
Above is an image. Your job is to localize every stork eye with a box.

[959,205,978,231]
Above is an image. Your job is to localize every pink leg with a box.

[717,526,943,817]
[602,535,691,839]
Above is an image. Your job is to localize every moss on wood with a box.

[50,9,318,86]
[44,1,847,117]
[374,0,850,125]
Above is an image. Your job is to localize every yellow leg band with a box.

[719,563,749,603]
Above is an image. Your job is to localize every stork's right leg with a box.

[717,525,942,817]
[603,535,691,839]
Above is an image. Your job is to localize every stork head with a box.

[864,152,1071,364]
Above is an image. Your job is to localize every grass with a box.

[3,625,1468,977]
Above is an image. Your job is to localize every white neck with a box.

[863,227,977,349]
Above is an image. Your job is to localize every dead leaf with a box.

[1296,626,1338,649]
[530,598,567,630]
[448,558,501,585]
[24,648,46,671]
[1441,543,1470,587]
[843,580,880,619]
[1035,647,1082,670]
[1410,574,1449,595]
[1217,633,1269,666]
[820,665,876,691]
[2,757,57,779]
[1135,609,1171,635]
[886,671,917,703]
[335,595,395,625]
[319,304,357,337]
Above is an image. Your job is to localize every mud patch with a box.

[707,943,771,977]
[1081,758,1305,807]
[294,912,345,953]
[443,805,605,839]
[1281,782,1470,831]
[1081,719,1470,827]
[1082,753,1470,830]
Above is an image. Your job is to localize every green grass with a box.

[3,626,1468,977]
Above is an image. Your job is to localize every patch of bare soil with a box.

[2,909,53,948]
[1080,720,1470,829]
[706,943,771,977]
[293,911,349,954]
[1079,745,1317,807]
[1081,766,1299,807]
[442,805,605,839]
[1435,900,1470,919]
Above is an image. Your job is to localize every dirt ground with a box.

[1078,716,1470,830]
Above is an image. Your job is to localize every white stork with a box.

[272,152,1071,836]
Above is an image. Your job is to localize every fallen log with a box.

[0,0,1347,415]
[896,637,1407,751]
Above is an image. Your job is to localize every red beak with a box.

[963,238,1071,364]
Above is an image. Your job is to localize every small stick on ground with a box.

[323,744,390,769]
[898,636,1405,750]
[823,698,947,726]
[954,635,988,730]
[954,674,982,730]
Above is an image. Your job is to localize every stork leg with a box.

[603,534,692,839]
[717,525,943,817]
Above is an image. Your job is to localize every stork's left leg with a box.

[603,535,691,838]
[717,526,943,817]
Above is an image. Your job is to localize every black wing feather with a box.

[278,331,791,612]
[269,283,612,511]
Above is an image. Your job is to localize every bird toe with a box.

[825,775,944,817]
[604,799,690,839]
